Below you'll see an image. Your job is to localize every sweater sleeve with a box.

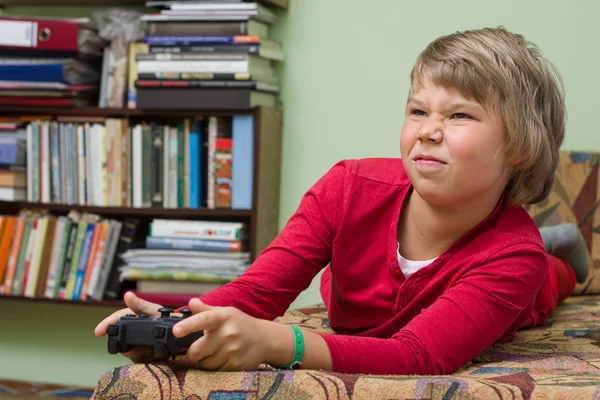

[190,160,352,320]
[320,244,548,375]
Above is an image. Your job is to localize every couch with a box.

[92,151,600,400]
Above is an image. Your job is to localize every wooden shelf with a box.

[0,0,288,8]
[0,0,145,4]
[0,106,256,118]
[0,201,252,219]
[1,294,123,308]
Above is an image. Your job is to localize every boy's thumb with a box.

[123,291,155,315]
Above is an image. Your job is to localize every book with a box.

[103,217,141,300]
[136,87,276,109]
[0,16,105,57]
[147,20,268,38]
[146,236,244,252]
[149,219,247,240]
[215,138,233,208]
[231,115,254,209]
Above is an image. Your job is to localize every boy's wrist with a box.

[262,320,296,368]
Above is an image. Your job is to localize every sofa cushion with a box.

[526,151,600,294]
[92,297,600,399]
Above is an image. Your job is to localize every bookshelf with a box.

[0,105,283,304]
[0,0,289,8]
[1,294,123,307]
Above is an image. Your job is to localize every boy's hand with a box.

[94,291,166,363]
[172,298,273,371]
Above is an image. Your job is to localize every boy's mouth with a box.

[413,154,446,164]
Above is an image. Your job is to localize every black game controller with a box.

[107,307,203,359]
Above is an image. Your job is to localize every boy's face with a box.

[400,78,510,209]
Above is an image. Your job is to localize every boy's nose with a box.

[417,117,443,143]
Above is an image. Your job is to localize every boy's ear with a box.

[506,150,527,167]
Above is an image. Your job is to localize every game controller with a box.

[107,307,203,359]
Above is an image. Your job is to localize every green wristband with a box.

[281,326,304,370]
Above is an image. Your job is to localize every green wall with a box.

[1,0,598,388]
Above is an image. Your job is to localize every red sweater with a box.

[199,159,548,375]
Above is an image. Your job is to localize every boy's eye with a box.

[452,113,471,120]
[410,109,427,116]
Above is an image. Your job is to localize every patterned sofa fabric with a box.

[525,151,600,294]
[93,151,600,399]
[93,296,600,399]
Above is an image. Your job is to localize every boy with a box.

[96,27,586,375]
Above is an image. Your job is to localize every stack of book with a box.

[0,121,27,201]
[130,0,283,109]
[123,218,250,303]
[0,16,106,107]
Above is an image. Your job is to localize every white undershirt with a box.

[396,243,437,277]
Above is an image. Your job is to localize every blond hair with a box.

[409,27,565,206]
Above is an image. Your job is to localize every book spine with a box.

[138,72,253,81]
[151,124,164,208]
[0,143,25,164]
[103,218,140,300]
[9,218,32,294]
[147,21,249,37]
[85,222,109,299]
[207,117,217,209]
[149,44,259,55]
[44,217,65,298]
[214,138,233,208]
[146,236,242,252]
[32,123,40,202]
[143,35,260,45]
[136,60,250,74]
[3,216,25,294]
[26,124,33,201]
[137,53,247,61]
[142,125,152,208]
[183,119,190,208]
[168,127,178,209]
[150,222,245,240]
[231,115,254,209]
[64,221,88,300]
[177,123,185,208]
[25,217,48,297]
[90,220,122,301]
[17,218,38,295]
[162,125,170,208]
[58,221,79,299]
[49,122,60,203]
[188,124,200,209]
[72,222,96,301]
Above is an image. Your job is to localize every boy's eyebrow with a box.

[407,97,482,111]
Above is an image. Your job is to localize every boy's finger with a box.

[123,291,160,317]
[189,298,213,314]
[173,309,222,338]
[94,308,133,337]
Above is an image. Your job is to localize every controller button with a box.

[154,343,168,358]
[140,314,149,318]
[107,326,119,336]
[154,327,166,338]
[108,340,120,354]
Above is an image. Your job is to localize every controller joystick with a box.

[107,306,203,359]
[158,307,174,318]
[180,308,192,318]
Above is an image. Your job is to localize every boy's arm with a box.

[178,160,353,320]
[302,246,547,375]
